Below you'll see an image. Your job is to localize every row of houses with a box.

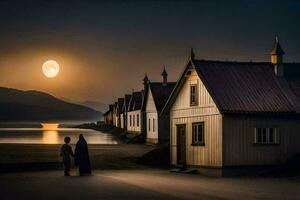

[103,66,175,144]
[104,37,300,172]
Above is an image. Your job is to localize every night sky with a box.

[0,0,299,104]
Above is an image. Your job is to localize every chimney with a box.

[161,66,168,86]
[271,36,285,76]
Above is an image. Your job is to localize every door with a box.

[176,124,186,165]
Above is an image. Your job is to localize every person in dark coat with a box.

[74,134,91,175]
[60,136,74,176]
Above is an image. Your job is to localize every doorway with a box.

[176,124,186,166]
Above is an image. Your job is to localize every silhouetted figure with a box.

[75,134,91,175]
[60,136,74,176]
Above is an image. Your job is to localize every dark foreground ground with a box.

[1,169,300,200]
[1,143,300,199]
[0,144,157,172]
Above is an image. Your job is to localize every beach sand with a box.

[0,144,156,172]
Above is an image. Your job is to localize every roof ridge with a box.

[195,59,271,65]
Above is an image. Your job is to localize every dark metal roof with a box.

[194,60,298,114]
[128,91,143,111]
[117,98,124,114]
[149,82,176,113]
[161,58,300,116]
[122,94,132,112]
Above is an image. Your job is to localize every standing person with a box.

[74,134,91,176]
[60,136,74,176]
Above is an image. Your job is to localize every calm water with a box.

[0,126,118,144]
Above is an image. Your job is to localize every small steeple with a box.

[143,73,149,83]
[190,48,195,60]
[272,36,285,55]
[161,66,168,86]
[271,36,285,76]
[143,73,149,91]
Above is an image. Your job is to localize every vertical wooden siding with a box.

[145,88,159,141]
[170,69,223,167]
[223,116,300,166]
[127,110,141,133]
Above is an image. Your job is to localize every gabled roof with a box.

[162,58,300,116]
[103,110,110,116]
[103,104,114,116]
[122,94,132,113]
[117,98,124,114]
[128,91,144,111]
[148,82,176,113]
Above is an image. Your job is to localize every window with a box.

[269,128,274,143]
[254,127,279,144]
[129,115,132,126]
[190,84,198,106]
[148,119,151,131]
[192,122,204,145]
[137,114,139,127]
[153,118,155,132]
[133,115,135,127]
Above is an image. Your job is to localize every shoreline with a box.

[72,123,144,144]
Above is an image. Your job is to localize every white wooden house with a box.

[162,40,300,174]
[144,68,175,144]
[115,98,124,128]
[112,102,117,126]
[127,91,144,134]
[120,94,131,129]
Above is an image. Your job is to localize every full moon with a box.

[42,60,60,78]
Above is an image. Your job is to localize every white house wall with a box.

[145,88,159,143]
[120,114,124,129]
[127,110,142,133]
[170,69,223,167]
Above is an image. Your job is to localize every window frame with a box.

[133,115,135,127]
[254,127,279,145]
[191,122,205,146]
[190,84,198,106]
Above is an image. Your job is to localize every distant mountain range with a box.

[61,98,108,113]
[0,87,102,121]
[78,100,108,113]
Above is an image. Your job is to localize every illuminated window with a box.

[190,84,198,106]
[254,128,278,144]
[192,122,204,145]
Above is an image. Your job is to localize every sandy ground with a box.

[0,144,156,171]
[1,143,300,199]
[1,169,299,200]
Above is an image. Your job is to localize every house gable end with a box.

[145,87,158,113]
[160,60,194,116]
